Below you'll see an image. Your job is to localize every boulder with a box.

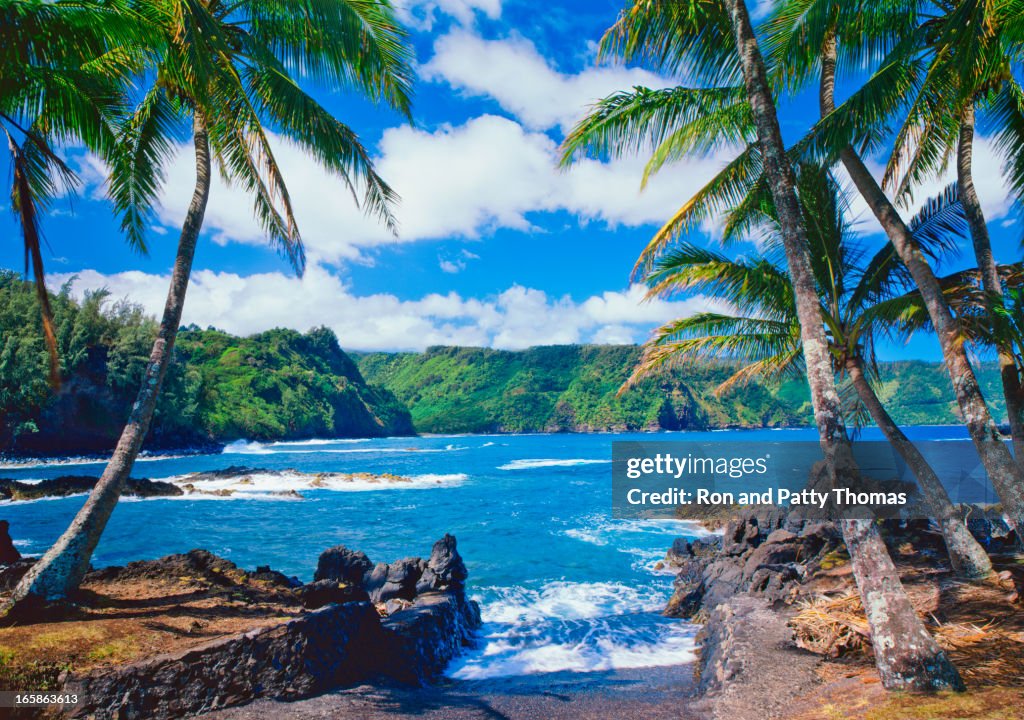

[415,534,468,594]
[314,546,373,585]
[0,559,34,592]
[250,565,301,588]
[663,508,843,619]
[296,579,370,610]
[665,537,692,567]
[364,558,425,603]
[0,520,21,565]
[0,476,182,502]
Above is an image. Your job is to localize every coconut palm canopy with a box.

[621,165,977,398]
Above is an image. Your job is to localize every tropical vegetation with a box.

[2,0,1023,700]
[560,0,1001,692]
[620,163,994,577]
[0,272,411,453]
[357,344,1005,433]
[3,0,414,613]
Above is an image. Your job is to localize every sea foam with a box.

[497,458,610,470]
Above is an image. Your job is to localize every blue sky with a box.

[1,0,1020,357]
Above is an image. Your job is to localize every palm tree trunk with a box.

[2,116,212,612]
[846,356,992,578]
[725,4,962,690]
[818,33,1024,535]
[957,105,1024,467]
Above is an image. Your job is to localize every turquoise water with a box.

[0,426,975,678]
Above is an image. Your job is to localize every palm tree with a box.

[563,0,963,690]
[624,166,992,578]
[763,0,1024,535]
[873,0,1024,467]
[3,0,414,613]
[0,0,146,386]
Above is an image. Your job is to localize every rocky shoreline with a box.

[0,466,441,503]
[661,506,1021,719]
[0,526,480,719]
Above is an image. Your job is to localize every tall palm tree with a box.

[763,0,1024,535]
[0,0,146,386]
[624,166,992,578]
[873,0,1024,466]
[3,0,414,612]
[563,0,962,691]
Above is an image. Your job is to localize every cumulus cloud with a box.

[396,0,501,29]
[51,266,725,352]
[422,30,673,132]
[843,136,1014,236]
[146,115,738,264]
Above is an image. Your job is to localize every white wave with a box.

[267,438,370,447]
[153,470,467,498]
[0,492,89,505]
[221,440,274,455]
[222,440,466,456]
[448,580,697,679]
[480,581,667,624]
[0,453,187,470]
[498,458,610,471]
[449,628,697,679]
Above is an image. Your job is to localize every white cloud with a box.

[422,30,673,132]
[147,115,738,264]
[438,248,479,273]
[51,266,725,352]
[396,0,500,29]
[845,136,1014,234]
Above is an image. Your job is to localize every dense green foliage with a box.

[0,273,411,452]
[2,272,1008,447]
[357,345,1006,434]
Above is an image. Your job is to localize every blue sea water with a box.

[0,426,977,679]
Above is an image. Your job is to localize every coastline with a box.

[0,423,987,465]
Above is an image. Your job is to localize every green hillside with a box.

[0,272,412,453]
[357,346,1006,434]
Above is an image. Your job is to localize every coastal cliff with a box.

[0,272,412,454]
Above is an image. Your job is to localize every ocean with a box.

[0,426,976,680]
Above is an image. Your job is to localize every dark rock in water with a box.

[380,591,482,685]
[364,558,426,603]
[0,520,21,565]
[0,475,182,502]
[314,545,374,585]
[416,533,468,594]
[665,537,692,568]
[297,579,370,610]
[126,477,185,498]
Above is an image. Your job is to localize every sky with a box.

[1,0,1021,358]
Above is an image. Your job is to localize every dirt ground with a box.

[784,549,1024,720]
[0,551,301,691]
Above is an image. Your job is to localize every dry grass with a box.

[791,592,870,657]
[784,554,1024,719]
[0,566,301,691]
